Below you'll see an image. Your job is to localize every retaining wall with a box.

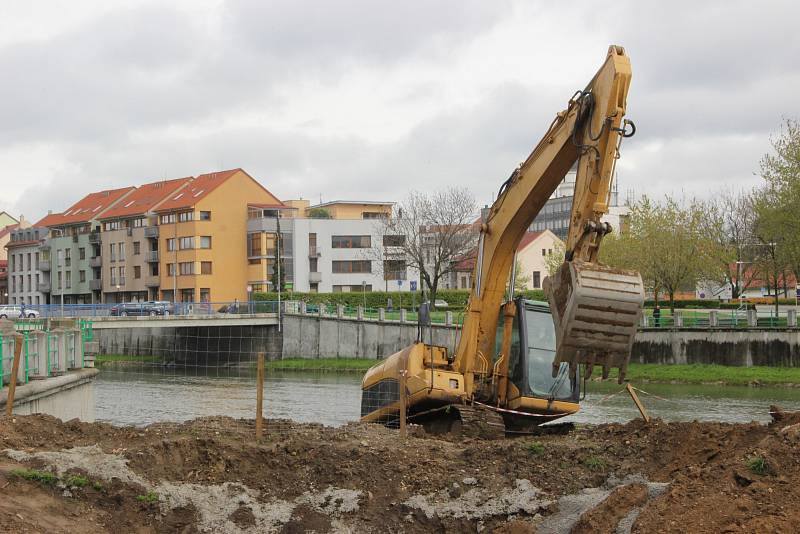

[0,368,98,421]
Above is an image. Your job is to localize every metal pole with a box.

[399,369,407,439]
[6,334,23,416]
[276,214,281,332]
[255,352,264,439]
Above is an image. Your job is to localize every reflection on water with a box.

[95,366,800,427]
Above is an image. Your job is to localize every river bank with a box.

[1,411,799,533]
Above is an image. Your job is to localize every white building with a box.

[247,200,420,294]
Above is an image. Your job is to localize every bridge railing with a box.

[640,307,798,329]
[4,301,283,319]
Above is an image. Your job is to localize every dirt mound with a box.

[1,411,799,533]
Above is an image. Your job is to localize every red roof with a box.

[39,187,136,227]
[154,169,240,212]
[0,223,19,239]
[98,177,192,220]
[517,231,545,251]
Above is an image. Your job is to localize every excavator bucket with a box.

[544,260,644,383]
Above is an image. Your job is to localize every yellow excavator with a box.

[361,46,645,435]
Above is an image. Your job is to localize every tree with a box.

[513,259,531,292]
[599,195,721,311]
[307,208,331,219]
[544,240,566,279]
[757,118,800,293]
[373,188,477,305]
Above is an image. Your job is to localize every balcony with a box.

[90,256,102,268]
[88,232,101,244]
[37,282,51,293]
[39,260,51,272]
[145,275,160,288]
[144,226,159,238]
[309,271,322,283]
[308,246,321,257]
[89,279,102,291]
[146,250,159,263]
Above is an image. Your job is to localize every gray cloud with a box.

[1,0,798,221]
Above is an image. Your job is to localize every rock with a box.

[463,477,478,486]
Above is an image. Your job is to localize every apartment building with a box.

[0,260,7,303]
[37,187,136,304]
[154,169,280,303]
[5,225,52,305]
[97,177,192,303]
[247,200,418,293]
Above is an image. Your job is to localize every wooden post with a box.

[6,334,23,417]
[626,383,650,423]
[255,352,265,439]
[399,370,407,439]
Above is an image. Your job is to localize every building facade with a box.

[515,230,563,290]
[154,169,280,303]
[97,178,192,303]
[247,200,419,294]
[38,187,136,304]
[5,226,52,305]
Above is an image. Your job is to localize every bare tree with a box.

[372,188,478,304]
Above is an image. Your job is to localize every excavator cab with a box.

[498,298,580,405]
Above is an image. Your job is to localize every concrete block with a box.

[446,311,453,326]
[400,309,408,323]
[674,311,683,328]
[299,301,307,315]
[337,304,344,319]
[788,309,797,327]
[378,308,385,322]
[747,309,758,327]
[709,310,718,327]
[357,306,364,321]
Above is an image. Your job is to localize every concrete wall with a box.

[282,314,460,360]
[0,369,98,421]
[96,324,283,365]
[632,329,800,367]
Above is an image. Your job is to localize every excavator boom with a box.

[453,45,643,390]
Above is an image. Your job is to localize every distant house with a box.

[515,230,563,290]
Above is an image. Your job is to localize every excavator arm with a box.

[453,45,644,395]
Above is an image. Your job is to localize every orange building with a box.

[153,169,281,303]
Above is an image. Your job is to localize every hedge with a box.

[646,298,796,310]
[252,288,548,309]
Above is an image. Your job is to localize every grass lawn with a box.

[266,359,800,385]
[609,363,800,386]
[95,354,159,364]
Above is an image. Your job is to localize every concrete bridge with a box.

[89,312,279,330]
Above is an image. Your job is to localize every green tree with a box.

[513,259,531,293]
[308,208,331,219]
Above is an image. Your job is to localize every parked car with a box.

[0,305,40,319]
[110,301,173,317]
[433,299,449,309]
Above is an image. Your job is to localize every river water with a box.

[94,368,800,427]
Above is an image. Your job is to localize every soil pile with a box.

[0,411,798,533]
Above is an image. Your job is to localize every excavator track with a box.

[452,404,506,439]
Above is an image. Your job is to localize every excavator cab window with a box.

[502,299,579,403]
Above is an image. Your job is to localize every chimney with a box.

[480,205,490,223]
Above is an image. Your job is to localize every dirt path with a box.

[1,412,799,533]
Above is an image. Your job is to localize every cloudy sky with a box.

[1,0,798,221]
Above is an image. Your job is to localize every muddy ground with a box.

[0,410,799,533]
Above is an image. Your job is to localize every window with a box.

[104,221,121,231]
[179,237,194,250]
[180,288,195,302]
[248,233,262,256]
[134,266,141,279]
[309,258,318,272]
[64,248,71,267]
[119,266,126,285]
[542,248,546,257]
[200,288,211,302]
[200,261,212,275]
[200,236,212,249]
[119,242,125,261]
[362,212,386,219]
[109,243,116,262]
[383,235,405,247]
[332,260,371,273]
[166,238,176,251]
[57,272,62,289]
[331,235,371,249]
[199,211,211,221]
[332,284,373,292]
[383,260,406,279]
[79,270,86,283]
[179,262,194,275]
[79,248,85,260]
[131,218,144,228]
[133,242,141,255]
[178,211,193,222]
[533,271,541,289]
[110,267,116,285]
[548,248,552,256]
[160,213,176,224]
[167,263,176,276]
